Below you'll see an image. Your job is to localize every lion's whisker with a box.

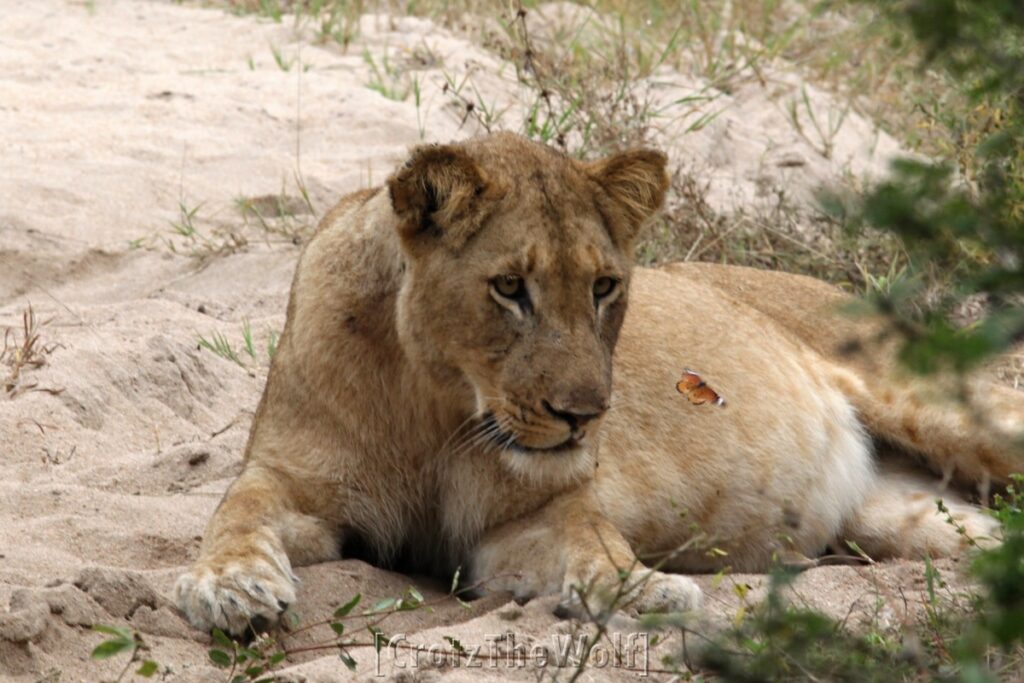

[431,413,482,461]
[445,423,490,459]
[448,419,504,460]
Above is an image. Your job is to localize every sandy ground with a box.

[0,1,977,681]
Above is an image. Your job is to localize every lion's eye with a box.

[492,274,526,300]
[593,277,618,300]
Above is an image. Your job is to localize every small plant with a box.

[500,2,659,157]
[193,571,688,680]
[440,70,508,133]
[207,627,285,682]
[314,0,362,51]
[698,569,917,682]
[1,304,62,398]
[955,475,1024,676]
[201,585,445,680]
[254,0,282,22]
[786,85,852,160]
[90,625,159,682]
[242,319,257,360]
[362,48,410,101]
[268,43,309,72]
[164,199,248,261]
[267,329,280,360]
[856,260,910,297]
[198,331,243,366]
[170,200,203,239]
[411,75,426,140]
[198,324,280,367]
[234,184,315,244]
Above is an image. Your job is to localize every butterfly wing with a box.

[675,370,703,395]
[690,385,725,407]
[676,369,726,407]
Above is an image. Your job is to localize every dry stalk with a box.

[1,304,63,398]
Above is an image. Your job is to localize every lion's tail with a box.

[829,365,1024,487]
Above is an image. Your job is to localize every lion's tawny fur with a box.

[176,133,1021,635]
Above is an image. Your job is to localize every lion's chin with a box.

[497,445,596,487]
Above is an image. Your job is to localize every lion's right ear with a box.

[387,144,489,251]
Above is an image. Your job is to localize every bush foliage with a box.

[832,0,1024,373]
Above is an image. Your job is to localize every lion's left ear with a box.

[387,144,491,252]
[585,149,669,250]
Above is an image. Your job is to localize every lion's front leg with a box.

[469,487,701,618]
[175,465,340,634]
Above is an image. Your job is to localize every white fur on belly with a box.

[797,382,876,554]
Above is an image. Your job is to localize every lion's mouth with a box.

[480,412,580,454]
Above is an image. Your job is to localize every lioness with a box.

[177,132,1021,634]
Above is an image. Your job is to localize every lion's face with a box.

[388,133,667,473]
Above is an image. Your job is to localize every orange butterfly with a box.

[676,369,726,407]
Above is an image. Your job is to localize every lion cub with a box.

[177,133,1018,635]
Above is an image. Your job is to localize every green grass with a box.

[197,331,242,366]
[169,200,203,239]
[362,48,410,101]
[198,324,280,367]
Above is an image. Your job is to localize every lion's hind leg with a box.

[833,367,1024,487]
[839,463,1001,561]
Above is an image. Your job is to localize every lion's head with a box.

[387,133,667,479]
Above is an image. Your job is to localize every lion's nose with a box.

[542,399,607,432]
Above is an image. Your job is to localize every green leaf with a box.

[92,624,133,640]
[208,648,233,668]
[339,649,357,671]
[244,666,264,678]
[269,652,287,664]
[368,626,386,652]
[372,597,396,613]
[333,593,361,618]
[136,660,159,677]
[407,586,424,603]
[845,540,875,564]
[91,638,134,660]
[978,130,1013,159]
[239,647,261,661]
[211,627,234,649]
[330,621,345,636]
[443,635,466,654]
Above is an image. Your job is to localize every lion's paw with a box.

[632,571,702,613]
[175,547,298,635]
[555,568,701,620]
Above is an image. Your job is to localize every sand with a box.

[0,1,975,680]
